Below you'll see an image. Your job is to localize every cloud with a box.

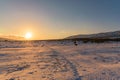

[0,34,25,40]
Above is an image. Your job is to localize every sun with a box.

[25,32,32,39]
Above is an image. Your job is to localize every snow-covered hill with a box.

[66,31,120,39]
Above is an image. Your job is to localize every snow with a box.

[0,41,120,80]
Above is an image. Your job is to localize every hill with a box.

[66,31,120,39]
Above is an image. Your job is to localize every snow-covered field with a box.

[0,41,120,80]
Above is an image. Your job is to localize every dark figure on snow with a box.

[74,41,78,46]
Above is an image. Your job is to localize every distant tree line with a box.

[69,38,120,43]
[0,38,120,43]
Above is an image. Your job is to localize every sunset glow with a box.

[25,32,32,39]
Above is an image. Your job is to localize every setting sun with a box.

[25,32,32,39]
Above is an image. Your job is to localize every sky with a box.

[0,0,120,40]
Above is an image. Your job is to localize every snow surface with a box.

[0,41,120,80]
